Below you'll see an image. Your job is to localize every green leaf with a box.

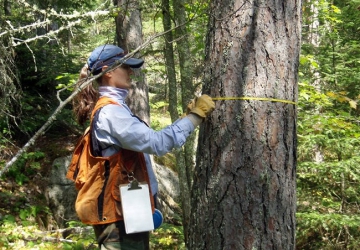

[349,100,357,109]
[311,60,319,68]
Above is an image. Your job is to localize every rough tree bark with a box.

[188,0,301,249]
[114,0,150,124]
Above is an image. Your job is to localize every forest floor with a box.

[0,130,77,222]
[0,111,184,249]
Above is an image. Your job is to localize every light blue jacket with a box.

[94,86,195,194]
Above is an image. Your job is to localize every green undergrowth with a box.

[0,217,185,250]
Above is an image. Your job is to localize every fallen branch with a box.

[0,22,188,178]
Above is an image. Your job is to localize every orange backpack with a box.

[66,97,154,225]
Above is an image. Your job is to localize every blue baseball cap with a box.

[87,44,144,74]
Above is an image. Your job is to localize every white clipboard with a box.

[119,181,154,234]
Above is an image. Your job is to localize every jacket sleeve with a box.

[94,104,195,156]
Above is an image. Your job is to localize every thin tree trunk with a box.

[4,0,11,16]
[162,0,178,122]
[188,0,300,249]
[114,0,150,124]
[306,0,323,163]
[173,0,196,242]
[173,0,196,188]
[161,0,189,228]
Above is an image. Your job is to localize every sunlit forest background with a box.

[0,0,359,249]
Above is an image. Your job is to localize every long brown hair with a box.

[72,66,99,126]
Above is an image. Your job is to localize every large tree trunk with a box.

[188,0,301,249]
[114,0,150,124]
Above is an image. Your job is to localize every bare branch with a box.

[1,0,112,46]
[15,0,110,20]
[0,20,50,38]
[9,20,81,47]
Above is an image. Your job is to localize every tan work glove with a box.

[190,94,215,119]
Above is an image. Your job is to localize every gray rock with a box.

[45,156,78,228]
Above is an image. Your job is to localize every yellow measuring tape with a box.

[212,96,297,105]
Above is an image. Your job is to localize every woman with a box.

[71,44,215,250]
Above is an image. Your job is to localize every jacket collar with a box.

[98,86,128,104]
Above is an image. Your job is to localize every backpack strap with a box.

[90,109,103,157]
[90,97,120,157]
[91,97,120,120]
